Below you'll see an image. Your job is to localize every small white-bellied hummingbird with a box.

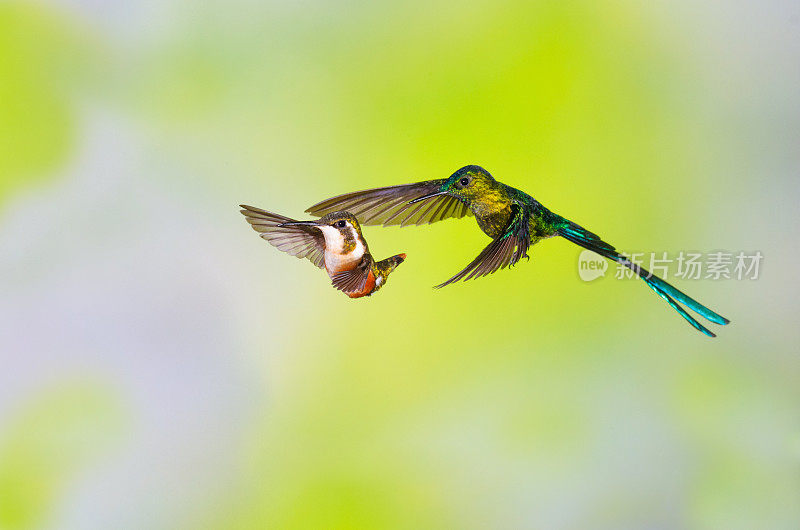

[240,205,406,298]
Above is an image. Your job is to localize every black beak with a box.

[408,191,448,204]
[278,220,319,227]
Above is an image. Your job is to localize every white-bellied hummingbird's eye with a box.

[335,220,347,228]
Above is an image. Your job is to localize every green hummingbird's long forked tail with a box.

[558,221,730,337]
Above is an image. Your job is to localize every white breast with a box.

[318,225,365,274]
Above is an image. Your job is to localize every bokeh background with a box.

[1,0,798,528]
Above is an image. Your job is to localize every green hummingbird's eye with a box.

[457,176,471,189]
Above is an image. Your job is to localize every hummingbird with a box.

[305,165,730,336]
[239,205,406,298]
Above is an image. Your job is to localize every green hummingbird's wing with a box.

[239,205,326,269]
[306,180,472,227]
[435,204,531,288]
[330,254,373,294]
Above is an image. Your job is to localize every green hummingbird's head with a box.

[409,165,498,207]
[440,165,496,201]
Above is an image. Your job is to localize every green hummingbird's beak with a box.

[278,220,320,227]
[408,191,448,204]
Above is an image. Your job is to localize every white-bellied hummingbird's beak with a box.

[278,220,321,227]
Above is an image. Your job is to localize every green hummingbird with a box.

[240,205,406,298]
[305,165,730,336]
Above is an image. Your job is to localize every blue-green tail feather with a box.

[642,272,729,325]
[558,220,729,337]
[641,278,717,337]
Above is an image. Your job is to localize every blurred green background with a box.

[1,0,798,528]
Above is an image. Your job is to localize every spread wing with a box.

[239,205,325,268]
[305,180,472,227]
[435,203,531,288]
[330,254,373,294]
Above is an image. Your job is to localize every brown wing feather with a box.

[305,180,472,226]
[330,254,373,294]
[239,205,325,269]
